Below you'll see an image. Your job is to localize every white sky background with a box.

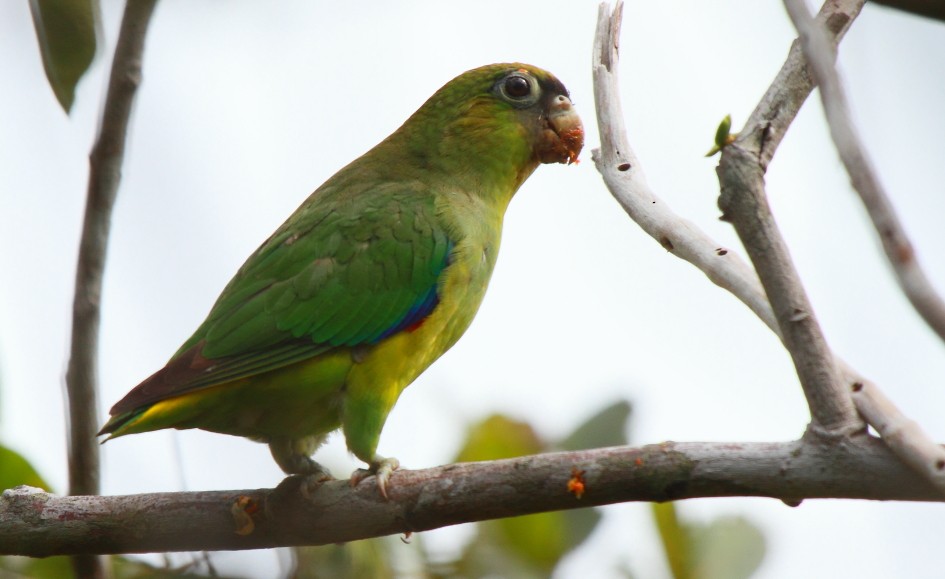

[2,1,945,577]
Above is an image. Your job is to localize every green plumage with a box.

[100,63,583,494]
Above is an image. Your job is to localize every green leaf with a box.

[557,399,632,451]
[29,0,99,113]
[455,414,543,463]
[0,443,52,492]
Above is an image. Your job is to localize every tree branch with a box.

[1,437,940,557]
[66,0,159,575]
[784,0,945,345]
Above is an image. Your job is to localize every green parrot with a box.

[100,63,583,497]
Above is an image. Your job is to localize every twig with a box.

[784,0,945,345]
[66,0,159,575]
[785,0,945,493]
[1,438,940,557]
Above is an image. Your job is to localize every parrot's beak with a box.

[538,95,584,165]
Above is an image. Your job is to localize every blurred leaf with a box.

[453,413,607,575]
[455,413,543,463]
[691,516,765,579]
[0,443,52,492]
[652,502,766,579]
[652,502,694,579]
[29,0,99,113]
[292,540,395,579]
[0,555,72,579]
[557,399,632,451]
[455,415,562,572]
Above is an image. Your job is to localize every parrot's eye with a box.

[496,72,540,107]
[504,76,531,98]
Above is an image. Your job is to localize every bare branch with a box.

[67,0,159,575]
[784,0,945,344]
[591,0,862,343]
[591,1,779,336]
[1,438,940,557]
[593,0,865,435]
[716,1,866,436]
[592,0,945,498]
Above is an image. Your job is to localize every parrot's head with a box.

[389,63,584,193]
[481,63,584,166]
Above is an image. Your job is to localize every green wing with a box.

[109,180,452,416]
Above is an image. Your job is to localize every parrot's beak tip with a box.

[538,100,584,166]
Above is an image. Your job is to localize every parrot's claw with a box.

[350,456,400,500]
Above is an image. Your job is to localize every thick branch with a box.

[785,0,945,344]
[1,438,940,557]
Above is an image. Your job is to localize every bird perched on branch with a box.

[100,63,583,498]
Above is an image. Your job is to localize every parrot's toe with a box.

[350,456,400,499]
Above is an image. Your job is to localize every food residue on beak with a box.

[539,95,584,165]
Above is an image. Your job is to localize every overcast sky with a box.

[2,1,945,577]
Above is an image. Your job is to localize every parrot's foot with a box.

[269,436,333,478]
[350,456,400,500]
